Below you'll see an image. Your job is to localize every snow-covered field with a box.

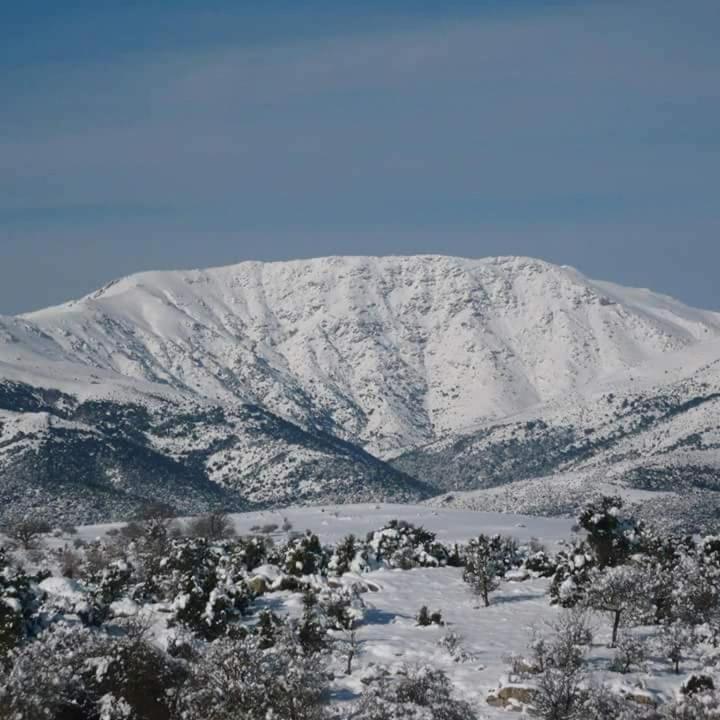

[62,504,696,717]
[76,503,575,547]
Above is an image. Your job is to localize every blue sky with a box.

[1,1,719,313]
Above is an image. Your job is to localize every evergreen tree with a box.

[463,534,502,607]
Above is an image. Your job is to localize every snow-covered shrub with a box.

[550,607,594,649]
[0,547,39,656]
[186,511,236,540]
[416,605,443,627]
[682,674,715,696]
[549,542,594,607]
[438,631,474,663]
[0,622,186,720]
[296,589,329,655]
[160,537,252,640]
[273,530,329,577]
[366,520,450,569]
[334,626,361,675]
[180,630,330,720]
[670,549,720,627]
[577,684,657,720]
[352,665,476,720]
[329,533,368,575]
[660,690,720,719]
[318,586,364,631]
[533,656,584,720]
[254,608,285,649]
[636,531,695,624]
[57,545,83,579]
[578,495,644,569]
[1,515,51,550]
[524,549,558,577]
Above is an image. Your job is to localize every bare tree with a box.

[586,564,650,646]
[658,621,695,675]
[186,511,236,540]
[59,546,83,579]
[2,516,51,549]
[335,626,361,675]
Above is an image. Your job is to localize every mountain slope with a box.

[0,376,432,524]
[410,338,720,530]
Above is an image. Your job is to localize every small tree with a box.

[335,624,361,675]
[586,564,650,646]
[297,589,327,655]
[609,631,648,674]
[463,534,501,607]
[187,511,236,540]
[2,516,51,549]
[658,621,695,674]
[528,612,587,720]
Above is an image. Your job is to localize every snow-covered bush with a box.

[0,622,186,720]
[416,605,443,627]
[180,630,330,720]
[318,586,364,631]
[549,542,594,608]
[0,546,40,656]
[352,665,476,720]
[1,515,51,549]
[438,631,474,663]
[524,549,558,577]
[155,537,252,639]
[366,520,451,569]
[577,684,657,720]
[329,533,368,575]
[577,495,644,569]
[296,589,329,655]
[272,530,330,577]
[660,689,720,719]
[186,511,237,540]
[681,674,715,696]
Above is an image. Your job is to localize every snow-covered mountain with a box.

[2,255,720,523]
[18,255,720,454]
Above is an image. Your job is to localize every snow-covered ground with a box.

[76,503,575,546]
[64,504,695,717]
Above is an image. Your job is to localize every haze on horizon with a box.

[1,0,719,314]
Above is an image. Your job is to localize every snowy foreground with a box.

[60,504,700,717]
